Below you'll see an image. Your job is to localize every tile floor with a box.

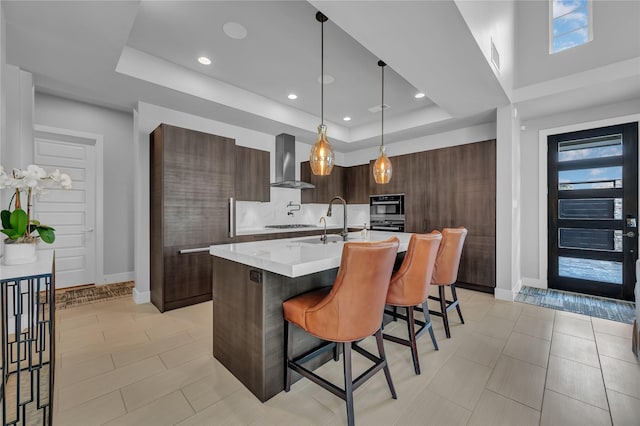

[53,288,640,425]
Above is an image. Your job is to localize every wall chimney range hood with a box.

[270,133,315,189]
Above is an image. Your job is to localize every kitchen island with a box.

[209,231,412,402]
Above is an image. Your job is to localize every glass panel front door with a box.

[548,122,638,300]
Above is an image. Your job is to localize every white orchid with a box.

[1,164,73,243]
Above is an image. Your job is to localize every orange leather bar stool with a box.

[283,238,400,426]
[426,227,468,338]
[383,232,442,375]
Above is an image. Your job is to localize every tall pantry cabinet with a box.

[150,123,236,312]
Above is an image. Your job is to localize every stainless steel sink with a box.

[299,235,344,244]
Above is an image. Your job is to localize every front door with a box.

[548,122,638,300]
[34,132,97,288]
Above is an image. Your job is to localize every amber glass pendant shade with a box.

[310,124,335,175]
[373,145,392,184]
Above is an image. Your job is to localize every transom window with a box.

[550,0,592,53]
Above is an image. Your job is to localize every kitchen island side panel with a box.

[212,256,338,402]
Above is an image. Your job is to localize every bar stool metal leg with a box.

[343,342,355,426]
[375,329,397,399]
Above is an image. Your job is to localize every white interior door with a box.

[34,135,96,288]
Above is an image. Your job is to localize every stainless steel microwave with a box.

[370,194,405,232]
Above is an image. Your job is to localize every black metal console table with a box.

[0,251,55,425]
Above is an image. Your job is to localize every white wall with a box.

[455,0,515,100]
[34,93,134,280]
[520,98,640,288]
[516,0,640,88]
[0,2,6,213]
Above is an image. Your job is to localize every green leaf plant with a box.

[0,165,72,245]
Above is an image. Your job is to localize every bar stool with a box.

[427,227,468,338]
[283,238,400,426]
[383,232,442,375]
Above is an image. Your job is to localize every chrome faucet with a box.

[319,216,327,244]
[327,195,348,241]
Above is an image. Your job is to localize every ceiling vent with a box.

[491,38,500,73]
[368,104,390,113]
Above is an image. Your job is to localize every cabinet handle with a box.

[178,247,210,254]
[229,197,235,238]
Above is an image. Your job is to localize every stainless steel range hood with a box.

[270,133,315,189]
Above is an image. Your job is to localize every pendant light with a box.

[373,60,392,184]
[309,11,335,176]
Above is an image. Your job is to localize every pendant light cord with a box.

[381,63,384,147]
[321,18,324,126]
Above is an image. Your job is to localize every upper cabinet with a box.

[300,161,345,204]
[344,164,370,204]
[235,146,270,202]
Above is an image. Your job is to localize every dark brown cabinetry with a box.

[344,164,370,204]
[150,123,236,312]
[300,161,345,203]
[397,141,497,291]
[235,146,270,202]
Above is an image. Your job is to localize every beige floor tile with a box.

[555,309,592,322]
[58,331,149,369]
[460,302,492,322]
[486,355,546,409]
[395,388,471,426]
[57,313,99,332]
[427,355,492,410]
[554,315,594,340]
[159,339,212,369]
[471,315,516,340]
[260,388,339,426]
[592,317,634,338]
[600,355,640,399]
[104,390,195,426]
[503,332,551,368]
[181,365,245,412]
[58,326,106,352]
[595,331,640,365]
[54,390,126,426]
[487,302,523,322]
[176,388,266,426]
[545,355,608,409]
[57,356,166,411]
[551,332,600,367]
[454,329,506,368]
[607,389,640,426]
[540,390,611,426]
[517,303,557,321]
[121,354,219,411]
[514,314,554,340]
[56,353,115,388]
[467,389,540,426]
[111,331,193,367]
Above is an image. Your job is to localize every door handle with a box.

[623,231,635,238]
[84,228,94,233]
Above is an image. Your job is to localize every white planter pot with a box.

[3,241,37,265]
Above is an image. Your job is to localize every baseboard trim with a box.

[103,272,134,285]
[132,288,150,304]
[495,287,516,302]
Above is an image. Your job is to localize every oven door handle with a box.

[371,201,400,205]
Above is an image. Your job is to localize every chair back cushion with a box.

[432,227,468,286]
[386,232,442,306]
[304,237,399,342]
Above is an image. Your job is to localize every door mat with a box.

[515,286,636,324]
[50,281,135,310]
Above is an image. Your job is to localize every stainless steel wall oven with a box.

[369,194,405,232]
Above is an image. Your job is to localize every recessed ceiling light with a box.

[223,22,247,40]
[317,74,335,85]
[343,116,351,121]
[288,94,298,100]
[414,92,425,99]
[198,56,211,65]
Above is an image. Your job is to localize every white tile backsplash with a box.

[236,188,369,231]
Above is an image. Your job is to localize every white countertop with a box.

[0,250,55,281]
[210,231,412,278]
[235,224,364,236]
